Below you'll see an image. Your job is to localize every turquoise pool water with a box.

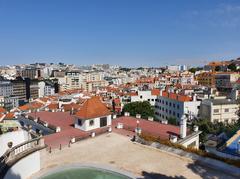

[41,167,132,179]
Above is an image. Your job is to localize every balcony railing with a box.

[0,137,46,179]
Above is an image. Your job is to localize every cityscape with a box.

[0,1,240,179]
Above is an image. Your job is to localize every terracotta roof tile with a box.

[151,89,160,96]
[75,96,111,119]
[4,112,14,119]
[161,91,192,102]
[0,107,6,113]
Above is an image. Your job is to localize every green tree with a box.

[215,66,221,71]
[122,101,154,119]
[168,117,177,125]
[228,63,237,72]
[189,68,197,74]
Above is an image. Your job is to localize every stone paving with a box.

[34,133,236,179]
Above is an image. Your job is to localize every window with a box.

[166,109,168,113]
[214,109,219,113]
[173,104,176,108]
[152,99,154,101]
[166,101,168,105]
[162,100,164,104]
[148,99,150,101]
[169,110,172,114]
[169,102,172,106]
[177,113,180,118]
[177,105,180,109]
[89,120,94,126]
[77,119,82,126]
[173,111,176,116]
[140,95,143,99]
[224,109,229,112]
[100,117,107,127]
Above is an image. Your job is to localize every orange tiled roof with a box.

[0,107,6,113]
[151,89,160,96]
[18,102,43,111]
[0,113,5,120]
[4,112,14,119]
[75,96,111,119]
[161,91,192,102]
[47,103,59,110]
[62,103,81,111]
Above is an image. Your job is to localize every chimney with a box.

[160,89,163,96]
[192,93,197,101]
[180,115,187,139]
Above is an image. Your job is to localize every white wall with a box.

[75,115,111,131]
[4,151,40,179]
[0,130,29,156]
[131,91,157,106]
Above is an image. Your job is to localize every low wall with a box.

[136,139,240,177]
[4,151,40,179]
[0,130,28,156]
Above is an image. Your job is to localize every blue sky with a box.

[0,0,240,67]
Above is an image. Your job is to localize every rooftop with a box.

[75,96,111,119]
[113,116,185,140]
[206,98,237,105]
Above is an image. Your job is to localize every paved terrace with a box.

[33,133,236,179]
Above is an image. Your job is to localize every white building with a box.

[155,91,201,122]
[38,81,55,97]
[130,89,160,106]
[199,98,239,124]
[74,96,112,131]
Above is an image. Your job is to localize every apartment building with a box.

[155,91,201,122]
[0,80,13,97]
[65,71,83,89]
[130,89,160,106]
[215,73,240,91]
[196,72,215,87]
[199,98,239,124]
[11,77,39,102]
[21,67,41,79]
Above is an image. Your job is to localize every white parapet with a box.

[148,116,154,121]
[124,112,130,116]
[56,126,61,133]
[117,123,123,129]
[136,114,141,119]
[91,132,95,138]
[71,138,76,143]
